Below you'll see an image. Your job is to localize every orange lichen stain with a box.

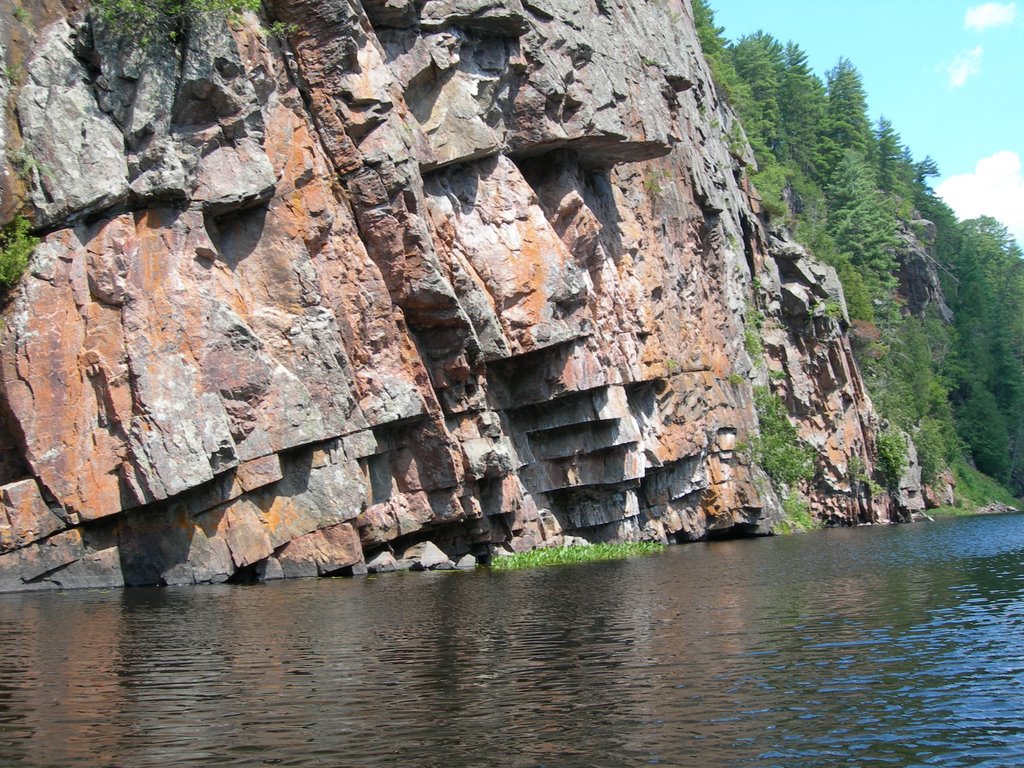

[255,495,304,544]
[700,484,723,520]
[496,213,557,351]
[134,210,175,291]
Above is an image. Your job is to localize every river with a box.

[2,513,1024,767]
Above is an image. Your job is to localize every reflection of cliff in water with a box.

[2,514,1023,766]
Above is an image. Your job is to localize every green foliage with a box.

[730,32,784,159]
[0,217,38,289]
[8,148,43,181]
[751,387,816,489]
[491,542,666,571]
[2,63,25,85]
[812,298,844,321]
[264,20,298,38]
[642,168,670,201]
[710,13,1024,504]
[956,383,1010,481]
[875,430,907,491]
[778,42,828,179]
[826,151,899,305]
[691,0,754,108]
[776,493,819,534]
[915,418,953,486]
[745,378,852,534]
[751,163,790,219]
[726,121,748,158]
[874,117,914,201]
[91,0,260,43]
[821,59,872,179]
[946,460,1021,512]
[12,6,30,24]
[743,303,764,359]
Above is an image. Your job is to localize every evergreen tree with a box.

[691,0,753,108]
[874,117,911,199]
[710,9,1024,503]
[730,32,785,159]
[822,59,873,180]
[778,42,828,180]
[826,151,899,303]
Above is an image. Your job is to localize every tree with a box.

[730,32,785,160]
[691,0,754,108]
[826,151,899,305]
[712,10,1024,503]
[0,217,37,289]
[778,42,828,180]
[821,59,873,180]
[874,117,913,199]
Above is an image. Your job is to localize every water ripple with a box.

[2,515,1024,766]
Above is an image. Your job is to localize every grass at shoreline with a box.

[929,462,1023,517]
[955,462,1019,506]
[490,542,667,571]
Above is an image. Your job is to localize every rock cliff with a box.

[0,0,920,591]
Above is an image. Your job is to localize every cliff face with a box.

[0,0,918,591]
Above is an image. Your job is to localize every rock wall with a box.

[0,0,918,591]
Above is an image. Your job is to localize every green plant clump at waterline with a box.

[490,542,666,571]
[775,494,819,534]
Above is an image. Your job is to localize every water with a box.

[3,514,1024,767]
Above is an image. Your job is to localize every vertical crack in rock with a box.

[0,0,921,591]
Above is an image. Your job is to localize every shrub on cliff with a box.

[91,0,260,42]
[0,216,38,290]
[876,429,907,492]
[750,387,816,489]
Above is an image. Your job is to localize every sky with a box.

[709,0,1024,246]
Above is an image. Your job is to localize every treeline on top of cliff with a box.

[695,0,1024,507]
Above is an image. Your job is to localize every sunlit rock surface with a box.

[0,0,918,591]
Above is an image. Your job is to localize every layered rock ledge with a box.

[0,0,918,591]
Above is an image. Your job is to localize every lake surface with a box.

[3,514,1024,767]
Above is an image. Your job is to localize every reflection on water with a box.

[3,515,1024,767]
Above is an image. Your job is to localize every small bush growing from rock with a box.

[876,429,907,491]
[751,387,816,489]
[0,216,38,289]
[777,493,818,533]
[91,0,260,43]
[743,302,764,359]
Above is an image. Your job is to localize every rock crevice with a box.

[0,0,919,591]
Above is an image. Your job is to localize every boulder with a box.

[403,540,455,570]
[366,551,400,573]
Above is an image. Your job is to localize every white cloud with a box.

[945,46,984,87]
[937,151,1024,245]
[964,2,1017,30]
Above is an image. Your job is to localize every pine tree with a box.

[778,42,828,180]
[826,151,899,303]
[821,59,873,180]
[691,0,753,108]
[730,32,785,160]
[874,117,909,198]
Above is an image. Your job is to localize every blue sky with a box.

[709,1,1024,244]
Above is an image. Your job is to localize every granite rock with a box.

[0,0,922,590]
